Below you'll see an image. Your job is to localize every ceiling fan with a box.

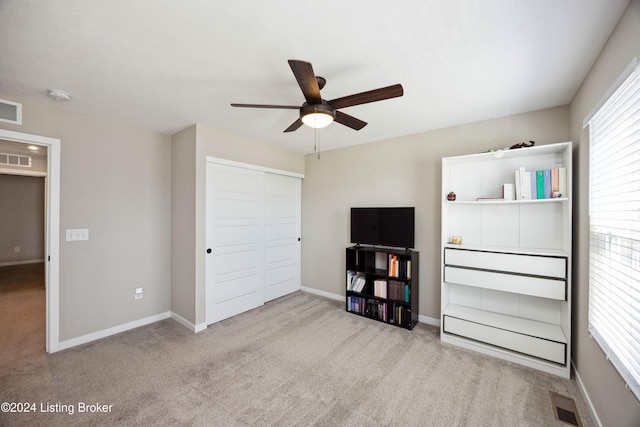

[231,59,404,132]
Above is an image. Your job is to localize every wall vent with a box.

[0,98,22,125]
[0,152,31,167]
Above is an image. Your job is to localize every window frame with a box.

[586,57,640,402]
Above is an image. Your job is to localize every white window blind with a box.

[588,59,640,402]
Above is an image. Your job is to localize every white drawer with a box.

[443,315,566,364]
[444,265,566,300]
[444,248,566,279]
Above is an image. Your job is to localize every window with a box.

[587,58,640,401]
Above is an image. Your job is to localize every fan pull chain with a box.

[313,107,320,159]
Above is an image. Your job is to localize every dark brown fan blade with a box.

[328,84,403,110]
[231,103,299,109]
[288,60,322,104]
[334,111,367,130]
[284,118,303,133]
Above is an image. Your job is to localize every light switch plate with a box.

[66,229,89,241]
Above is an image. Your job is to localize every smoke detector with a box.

[48,89,71,101]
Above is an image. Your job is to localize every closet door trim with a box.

[205,156,304,179]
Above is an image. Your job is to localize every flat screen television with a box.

[350,207,415,249]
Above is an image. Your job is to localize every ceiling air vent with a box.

[0,152,31,167]
[0,98,22,125]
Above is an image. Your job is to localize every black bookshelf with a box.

[345,245,419,329]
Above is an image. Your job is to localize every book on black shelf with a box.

[374,278,387,298]
[347,270,356,290]
[388,254,399,278]
[347,272,366,293]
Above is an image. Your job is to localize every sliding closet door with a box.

[205,163,264,324]
[264,173,301,302]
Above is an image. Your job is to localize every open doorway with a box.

[0,170,46,364]
[0,129,60,354]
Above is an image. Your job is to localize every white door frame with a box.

[0,129,60,353]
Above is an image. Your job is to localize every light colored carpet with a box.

[0,263,46,371]
[0,287,593,426]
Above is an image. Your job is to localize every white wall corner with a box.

[171,311,207,333]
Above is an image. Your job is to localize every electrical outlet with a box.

[14,246,20,252]
[135,287,143,300]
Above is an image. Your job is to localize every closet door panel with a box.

[206,163,264,324]
[264,173,301,301]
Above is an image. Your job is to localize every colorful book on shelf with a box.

[551,168,559,195]
[543,169,552,198]
[389,254,400,277]
[374,279,387,298]
[536,170,545,199]
[515,167,568,200]
[530,171,538,199]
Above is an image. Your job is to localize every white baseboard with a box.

[301,286,441,327]
[419,314,440,327]
[57,311,171,352]
[573,361,603,427]
[0,259,45,267]
[171,311,207,333]
[301,286,344,302]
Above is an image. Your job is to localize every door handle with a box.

[207,248,212,254]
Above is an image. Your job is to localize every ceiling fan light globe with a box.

[302,112,334,128]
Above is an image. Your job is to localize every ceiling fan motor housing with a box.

[300,101,335,119]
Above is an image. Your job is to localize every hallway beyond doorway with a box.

[0,262,45,369]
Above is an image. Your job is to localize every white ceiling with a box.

[0,0,630,154]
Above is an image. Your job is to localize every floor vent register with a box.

[549,391,582,426]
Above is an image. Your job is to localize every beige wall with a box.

[0,96,172,341]
[0,174,45,264]
[569,0,640,425]
[170,124,305,325]
[170,125,197,323]
[301,105,570,321]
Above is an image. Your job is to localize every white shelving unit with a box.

[440,142,572,378]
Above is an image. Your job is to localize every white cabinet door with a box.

[264,173,301,302]
[205,163,264,324]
